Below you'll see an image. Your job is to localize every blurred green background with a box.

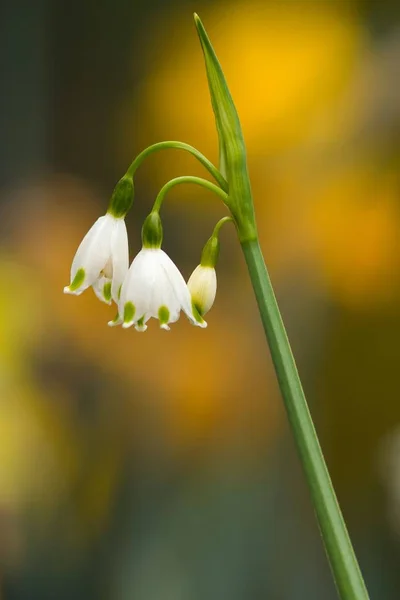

[1,0,400,598]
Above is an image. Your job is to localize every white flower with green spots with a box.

[63,213,129,305]
[110,248,206,331]
[187,265,217,316]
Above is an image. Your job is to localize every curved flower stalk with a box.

[126,141,228,193]
[109,212,206,331]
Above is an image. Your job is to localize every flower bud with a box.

[188,264,217,316]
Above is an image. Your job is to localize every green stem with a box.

[200,216,234,268]
[241,239,370,600]
[126,141,228,192]
[152,175,229,213]
[211,215,233,237]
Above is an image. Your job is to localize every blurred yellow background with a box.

[0,0,399,598]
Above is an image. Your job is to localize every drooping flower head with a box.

[63,213,129,304]
[188,263,217,316]
[63,174,133,304]
[188,216,232,316]
[110,211,206,331]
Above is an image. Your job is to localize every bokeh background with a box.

[1,0,400,598]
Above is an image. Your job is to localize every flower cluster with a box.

[64,180,222,332]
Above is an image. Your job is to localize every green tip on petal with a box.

[192,300,204,317]
[158,305,170,327]
[69,268,85,292]
[192,300,206,322]
[135,316,147,332]
[142,211,163,248]
[108,174,134,218]
[108,313,122,327]
[123,302,136,324]
[103,282,112,303]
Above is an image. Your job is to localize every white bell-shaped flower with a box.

[187,265,217,316]
[111,248,207,331]
[63,213,129,304]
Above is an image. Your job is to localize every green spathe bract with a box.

[194,13,256,243]
[194,13,369,600]
[142,211,163,249]
[108,173,134,218]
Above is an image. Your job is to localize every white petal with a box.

[119,248,207,330]
[92,276,112,305]
[157,251,207,328]
[110,218,129,303]
[67,214,114,294]
[148,264,180,320]
[135,320,148,332]
[143,252,181,319]
[118,249,149,321]
[63,286,83,296]
[108,314,123,327]
[187,266,217,316]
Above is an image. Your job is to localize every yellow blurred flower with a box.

[309,166,400,307]
[118,0,363,184]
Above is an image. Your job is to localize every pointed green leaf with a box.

[194,14,257,242]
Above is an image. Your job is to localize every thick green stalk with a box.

[241,239,370,600]
[126,141,228,192]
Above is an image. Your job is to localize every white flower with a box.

[63,213,129,304]
[110,248,206,331]
[187,265,217,316]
